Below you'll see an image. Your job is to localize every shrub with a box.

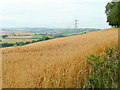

[1,43,14,48]
[85,46,119,88]
[43,36,51,40]
[2,35,8,38]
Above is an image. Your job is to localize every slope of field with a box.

[2,28,118,88]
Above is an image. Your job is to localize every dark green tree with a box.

[105,1,120,27]
[2,35,8,38]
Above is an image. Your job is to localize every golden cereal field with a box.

[1,28,118,88]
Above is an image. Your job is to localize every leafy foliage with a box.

[85,46,119,88]
[105,1,120,27]
[2,35,8,38]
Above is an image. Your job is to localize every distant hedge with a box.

[0,36,52,48]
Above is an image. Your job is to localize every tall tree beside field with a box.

[105,1,120,27]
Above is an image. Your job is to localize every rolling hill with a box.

[1,28,118,88]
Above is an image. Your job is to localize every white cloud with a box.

[0,0,111,28]
[0,16,11,20]
[0,0,112,3]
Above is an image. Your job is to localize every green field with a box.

[32,35,43,39]
[1,38,38,43]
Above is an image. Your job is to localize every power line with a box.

[74,19,78,29]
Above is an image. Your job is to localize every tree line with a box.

[0,36,51,48]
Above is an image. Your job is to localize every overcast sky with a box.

[0,0,112,29]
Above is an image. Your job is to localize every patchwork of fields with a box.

[1,28,118,88]
[1,39,38,43]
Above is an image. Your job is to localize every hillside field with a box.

[1,28,118,88]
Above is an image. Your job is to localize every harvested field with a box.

[1,28,118,88]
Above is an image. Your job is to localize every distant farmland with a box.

[1,38,38,43]
[8,36,33,39]
[2,28,118,88]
